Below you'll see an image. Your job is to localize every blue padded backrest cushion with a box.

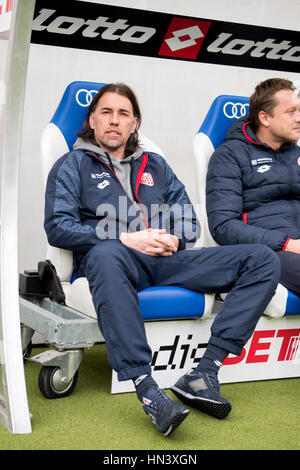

[51,81,106,150]
[286,290,300,315]
[198,94,249,149]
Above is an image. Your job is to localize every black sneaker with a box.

[171,369,231,419]
[142,388,190,436]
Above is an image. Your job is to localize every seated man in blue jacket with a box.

[44,83,280,436]
[207,77,300,297]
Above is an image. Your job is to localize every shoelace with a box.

[205,372,220,392]
[146,389,169,414]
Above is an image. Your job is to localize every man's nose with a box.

[110,112,120,124]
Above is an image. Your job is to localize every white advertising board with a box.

[112,315,300,393]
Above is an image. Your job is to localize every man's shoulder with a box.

[291,142,300,151]
[59,148,88,165]
[49,148,87,177]
[211,139,244,161]
[142,150,164,160]
[140,150,169,172]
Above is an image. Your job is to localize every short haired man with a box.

[206,77,300,297]
[45,83,280,436]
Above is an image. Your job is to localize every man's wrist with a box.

[119,232,129,244]
[282,237,291,251]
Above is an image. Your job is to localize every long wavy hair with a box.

[77,83,142,155]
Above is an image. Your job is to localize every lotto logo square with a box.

[159,17,212,59]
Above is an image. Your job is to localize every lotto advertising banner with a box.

[112,316,300,393]
[31,0,300,73]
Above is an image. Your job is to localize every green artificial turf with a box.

[0,344,299,451]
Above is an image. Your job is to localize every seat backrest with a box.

[41,81,106,280]
[41,81,165,280]
[41,81,106,187]
[193,95,249,247]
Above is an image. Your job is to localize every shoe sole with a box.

[144,407,190,437]
[163,409,190,437]
[171,386,231,420]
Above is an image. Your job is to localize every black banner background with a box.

[31,0,300,73]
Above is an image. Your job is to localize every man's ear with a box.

[130,116,138,135]
[89,112,95,130]
[258,110,271,128]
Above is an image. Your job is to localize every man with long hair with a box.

[45,83,280,436]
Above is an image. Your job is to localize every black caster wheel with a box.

[38,366,79,399]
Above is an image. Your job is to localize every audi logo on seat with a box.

[223,102,249,119]
[75,89,99,107]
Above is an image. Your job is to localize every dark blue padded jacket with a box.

[206,115,300,251]
[44,145,200,257]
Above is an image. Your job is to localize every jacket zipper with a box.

[132,154,149,229]
[87,151,150,229]
[287,162,297,228]
[275,149,298,230]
